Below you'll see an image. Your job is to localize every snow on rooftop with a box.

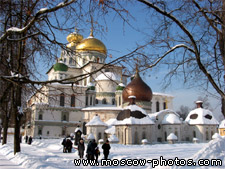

[167,133,178,140]
[161,113,182,124]
[87,133,95,140]
[185,108,219,125]
[105,118,117,126]
[86,115,107,126]
[118,83,125,87]
[105,126,115,135]
[124,104,148,116]
[212,133,222,139]
[115,116,155,125]
[219,119,225,128]
[95,72,120,81]
[149,109,180,121]
[108,134,119,142]
[153,92,174,98]
[82,106,123,111]
[74,127,82,133]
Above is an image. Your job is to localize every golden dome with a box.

[76,30,107,55]
[66,28,83,48]
[122,72,152,103]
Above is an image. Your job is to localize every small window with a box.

[190,114,198,119]
[193,131,196,138]
[112,98,115,105]
[102,98,107,104]
[95,99,98,104]
[98,133,101,140]
[119,97,121,106]
[38,128,42,135]
[156,101,160,112]
[71,94,75,107]
[64,58,66,63]
[205,114,212,120]
[90,96,92,106]
[158,124,161,129]
[163,102,167,109]
[38,114,43,120]
[47,131,50,135]
[63,114,67,121]
[60,93,65,107]
[142,131,146,139]
[86,96,88,106]
[69,58,72,64]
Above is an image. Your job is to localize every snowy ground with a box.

[0,136,225,169]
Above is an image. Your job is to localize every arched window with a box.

[163,102,167,109]
[164,132,167,141]
[69,58,72,64]
[119,97,121,106]
[86,96,88,106]
[71,94,75,107]
[38,128,42,135]
[102,98,107,104]
[193,131,196,138]
[90,96,92,106]
[156,101,160,112]
[206,131,209,140]
[112,98,115,105]
[98,132,102,140]
[60,93,65,107]
[95,99,98,104]
[97,57,100,63]
[38,114,43,120]
[63,114,67,121]
[64,58,66,63]
[134,131,138,144]
[142,131,146,139]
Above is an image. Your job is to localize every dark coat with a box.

[62,138,66,147]
[78,142,85,155]
[102,143,110,154]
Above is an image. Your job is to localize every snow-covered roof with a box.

[87,133,95,140]
[167,133,178,140]
[212,133,222,139]
[162,113,182,124]
[152,92,174,98]
[108,134,119,142]
[149,109,180,121]
[95,72,120,81]
[115,116,155,125]
[185,108,219,125]
[105,118,117,126]
[74,127,82,133]
[219,120,225,128]
[82,106,123,111]
[124,105,148,116]
[105,126,115,134]
[86,115,107,126]
[142,139,148,143]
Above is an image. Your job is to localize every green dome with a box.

[87,86,95,91]
[53,62,68,72]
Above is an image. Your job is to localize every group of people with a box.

[25,135,33,144]
[78,139,111,161]
[63,137,111,161]
[62,137,73,153]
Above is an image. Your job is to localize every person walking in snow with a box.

[95,146,100,163]
[86,140,95,160]
[25,135,28,143]
[102,140,110,159]
[78,138,85,159]
[28,136,32,145]
[66,138,73,153]
[62,137,67,153]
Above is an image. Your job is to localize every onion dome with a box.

[122,72,152,103]
[66,28,83,48]
[53,60,68,72]
[76,30,107,55]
